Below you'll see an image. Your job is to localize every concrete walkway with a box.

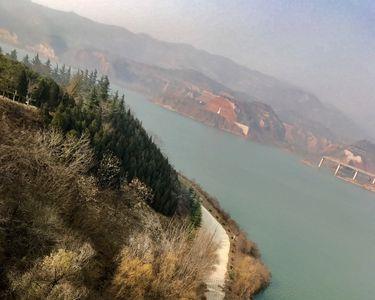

[201,206,230,300]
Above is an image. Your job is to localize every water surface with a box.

[124,90,375,300]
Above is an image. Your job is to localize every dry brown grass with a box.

[0,110,97,298]
[229,256,270,299]
[111,222,218,299]
[9,243,96,299]
[0,114,93,205]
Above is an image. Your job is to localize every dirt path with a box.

[180,174,270,299]
[201,205,230,300]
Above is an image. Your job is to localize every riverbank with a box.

[150,94,375,196]
[179,175,270,299]
[121,90,375,299]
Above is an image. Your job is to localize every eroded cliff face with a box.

[323,140,375,173]
[0,28,19,45]
[73,49,112,75]
[351,140,375,173]
[284,122,341,155]
[154,80,287,144]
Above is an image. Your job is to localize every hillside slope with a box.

[0,0,364,143]
[0,97,220,299]
[0,53,271,299]
[0,50,219,298]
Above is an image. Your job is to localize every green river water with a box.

[123,90,375,300]
[2,39,373,299]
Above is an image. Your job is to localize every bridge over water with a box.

[318,156,375,187]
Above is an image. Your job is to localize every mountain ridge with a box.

[0,0,366,149]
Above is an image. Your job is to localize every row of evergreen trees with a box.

[0,51,187,216]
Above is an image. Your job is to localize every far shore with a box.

[301,158,375,193]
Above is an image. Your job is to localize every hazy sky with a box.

[32,0,375,131]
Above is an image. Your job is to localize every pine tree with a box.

[32,53,42,66]
[88,87,99,108]
[52,64,59,80]
[84,69,89,82]
[189,188,202,228]
[22,55,31,66]
[98,76,110,101]
[113,90,119,102]
[67,67,72,83]
[60,64,66,83]
[45,59,52,74]
[32,78,48,107]
[9,49,17,61]
[89,70,98,86]
[17,69,29,98]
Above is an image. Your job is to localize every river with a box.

[2,38,373,298]
[126,90,374,299]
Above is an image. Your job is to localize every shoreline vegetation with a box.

[179,175,271,299]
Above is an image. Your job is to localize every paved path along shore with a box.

[201,205,230,300]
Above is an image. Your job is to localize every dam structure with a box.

[318,156,375,189]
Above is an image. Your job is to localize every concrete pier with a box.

[318,157,325,168]
[334,164,341,176]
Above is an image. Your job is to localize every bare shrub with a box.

[111,247,153,299]
[110,222,218,299]
[35,129,94,174]
[237,232,260,258]
[9,242,95,299]
[97,151,122,188]
[125,178,154,205]
[231,256,270,298]
[0,125,93,203]
[0,119,97,295]
[0,125,94,213]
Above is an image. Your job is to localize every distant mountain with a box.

[0,0,365,151]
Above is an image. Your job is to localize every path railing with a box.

[0,89,35,105]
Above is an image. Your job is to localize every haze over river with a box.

[124,90,375,300]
